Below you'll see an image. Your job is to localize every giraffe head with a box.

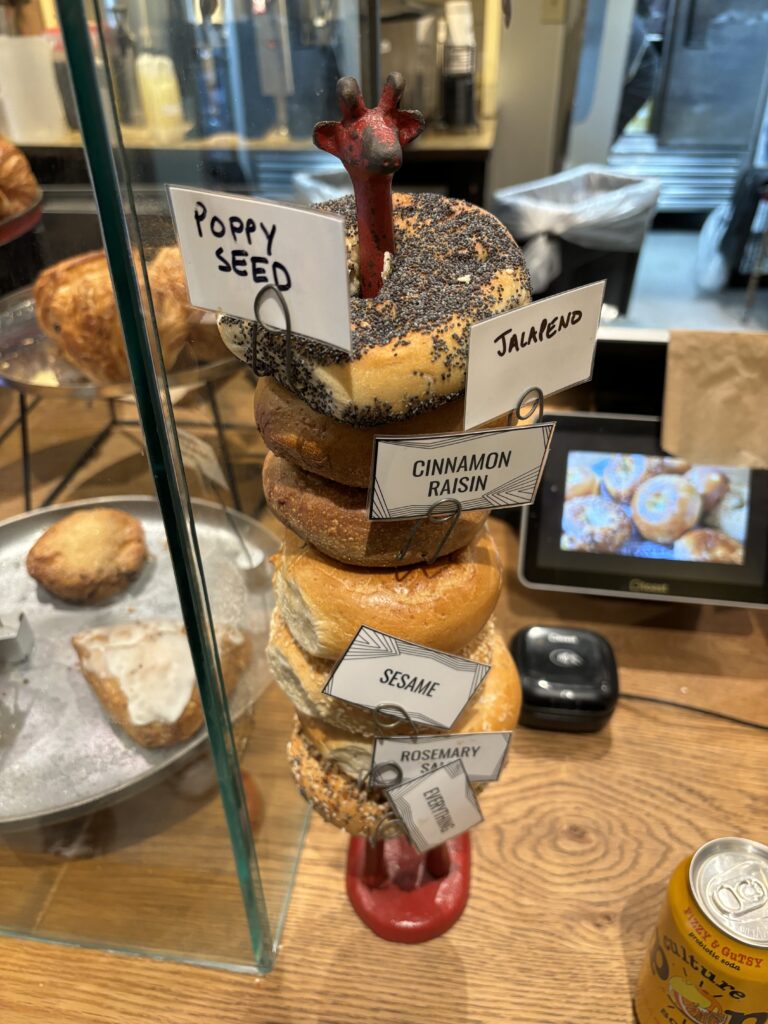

[313,74,425,177]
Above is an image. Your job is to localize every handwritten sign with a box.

[368,423,554,519]
[322,626,489,730]
[386,760,483,852]
[168,186,352,352]
[463,281,605,430]
[371,731,512,786]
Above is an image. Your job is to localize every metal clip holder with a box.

[395,498,462,567]
[252,284,295,392]
[507,385,545,427]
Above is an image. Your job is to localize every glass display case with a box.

[0,0,334,975]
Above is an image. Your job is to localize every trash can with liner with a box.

[493,165,660,315]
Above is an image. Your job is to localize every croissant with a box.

[0,136,39,220]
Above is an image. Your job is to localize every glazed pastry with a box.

[705,485,748,543]
[218,192,531,425]
[631,475,702,544]
[273,527,502,659]
[0,136,39,219]
[27,507,147,604]
[673,528,744,564]
[72,622,250,747]
[565,465,600,501]
[263,451,488,567]
[603,454,660,504]
[561,496,633,553]
[684,466,729,513]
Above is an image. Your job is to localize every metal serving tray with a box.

[0,496,276,832]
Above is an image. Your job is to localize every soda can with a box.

[635,837,768,1024]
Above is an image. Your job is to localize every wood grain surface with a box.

[2,506,767,1024]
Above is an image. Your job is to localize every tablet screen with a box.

[560,452,750,565]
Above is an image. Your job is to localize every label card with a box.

[322,626,489,730]
[177,429,228,491]
[371,731,512,786]
[463,281,606,430]
[368,423,554,519]
[168,185,352,352]
[386,760,483,852]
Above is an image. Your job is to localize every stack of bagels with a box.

[218,192,531,838]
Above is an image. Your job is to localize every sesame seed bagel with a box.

[268,610,520,738]
[254,376,508,488]
[287,627,521,837]
[273,527,502,660]
[263,451,489,567]
[218,192,531,426]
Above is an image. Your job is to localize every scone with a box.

[27,507,148,604]
[72,621,251,747]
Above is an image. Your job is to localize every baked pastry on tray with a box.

[0,136,39,220]
[72,621,251,748]
[33,246,203,384]
[27,507,148,604]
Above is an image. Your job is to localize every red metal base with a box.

[346,832,471,943]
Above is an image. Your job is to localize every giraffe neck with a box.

[350,172,395,299]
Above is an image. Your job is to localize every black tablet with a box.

[519,414,768,607]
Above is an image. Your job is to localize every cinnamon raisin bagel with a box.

[218,192,531,425]
[273,527,502,659]
[263,450,489,567]
[255,376,507,488]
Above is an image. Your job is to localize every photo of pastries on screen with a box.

[560,452,751,565]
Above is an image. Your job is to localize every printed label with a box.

[322,626,489,730]
[386,760,483,852]
[368,423,554,519]
[371,731,512,785]
[168,185,352,352]
[463,281,605,429]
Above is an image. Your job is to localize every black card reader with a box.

[511,626,619,732]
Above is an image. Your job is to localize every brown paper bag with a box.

[661,330,768,469]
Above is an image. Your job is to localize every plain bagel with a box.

[273,526,503,659]
[263,450,489,567]
[218,193,531,425]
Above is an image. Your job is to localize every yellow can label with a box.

[635,859,768,1024]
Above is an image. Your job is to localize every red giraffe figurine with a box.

[313,73,425,298]
[314,76,471,944]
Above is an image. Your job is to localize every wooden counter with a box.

[2,465,766,1024]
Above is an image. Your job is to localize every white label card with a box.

[386,760,483,852]
[463,281,606,430]
[368,423,554,519]
[177,429,228,491]
[371,731,512,786]
[168,185,352,352]
[322,626,489,730]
